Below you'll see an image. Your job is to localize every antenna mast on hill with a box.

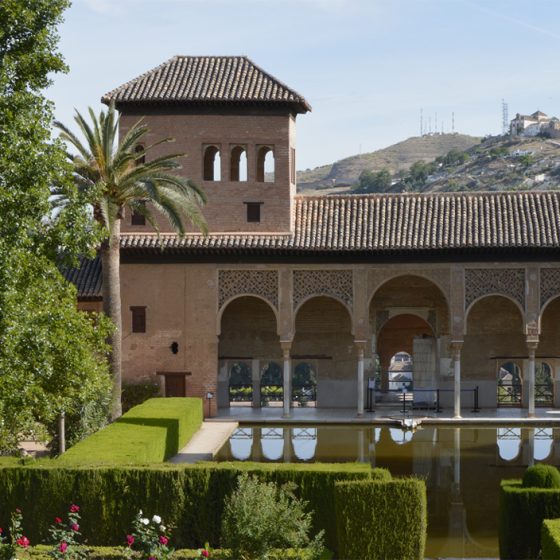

[452,112,455,133]
[502,99,509,135]
[420,108,423,136]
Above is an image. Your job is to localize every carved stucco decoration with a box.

[464,268,525,310]
[293,270,353,310]
[218,270,278,310]
[540,268,560,309]
[375,310,390,332]
[368,268,451,303]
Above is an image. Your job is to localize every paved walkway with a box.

[208,405,560,426]
[170,421,238,463]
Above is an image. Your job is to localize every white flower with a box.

[152,515,162,524]
[141,518,149,525]
[160,525,166,532]
[139,510,143,515]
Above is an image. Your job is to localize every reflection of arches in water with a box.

[292,428,317,461]
[497,362,522,407]
[497,428,521,461]
[230,427,253,461]
[534,428,553,461]
[389,428,413,445]
[261,427,284,460]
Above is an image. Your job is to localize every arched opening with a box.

[536,362,553,407]
[534,427,553,461]
[230,146,247,181]
[256,146,275,182]
[260,361,283,407]
[292,296,353,408]
[292,427,317,461]
[377,315,433,405]
[497,362,522,407]
[203,145,221,181]
[497,427,521,461]
[261,427,284,461]
[369,275,449,402]
[218,296,280,408]
[465,295,524,408]
[292,362,317,407]
[538,297,560,408]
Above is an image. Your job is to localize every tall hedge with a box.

[542,519,560,560]
[58,398,202,464]
[335,478,427,560]
[0,462,373,552]
[500,480,560,559]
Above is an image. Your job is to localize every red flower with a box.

[71,523,79,532]
[201,550,209,558]
[126,535,135,547]
[55,517,62,524]
[15,508,21,514]
[0,528,3,534]
[159,535,169,546]
[59,542,68,553]
[69,504,80,513]
[16,536,30,548]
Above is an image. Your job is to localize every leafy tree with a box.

[356,168,392,193]
[55,103,207,419]
[438,148,469,167]
[0,0,112,451]
[221,473,325,560]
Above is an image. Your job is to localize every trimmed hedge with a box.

[500,479,560,559]
[523,464,560,489]
[542,519,560,560]
[0,461,373,553]
[58,398,202,464]
[335,478,427,560]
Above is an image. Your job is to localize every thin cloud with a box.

[462,0,560,41]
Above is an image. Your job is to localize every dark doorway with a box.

[164,373,186,397]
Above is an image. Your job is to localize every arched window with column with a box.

[256,146,275,183]
[203,145,221,181]
[230,146,247,181]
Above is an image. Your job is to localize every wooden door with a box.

[165,374,186,397]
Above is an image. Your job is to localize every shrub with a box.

[335,478,427,560]
[57,398,202,465]
[523,465,560,489]
[221,473,325,560]
[500,479,560,559]
[542,519,560,560]
[0,461,373,552]
[122,382,161,413]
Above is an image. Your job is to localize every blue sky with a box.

[49,0,560,170]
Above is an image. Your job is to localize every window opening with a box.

[260,362,283,406]
[130,306,146,333]
[245,202,262,223]
[256,146,275,182]
[536,362,553,407]
[230,146,247,181]
[497,362,522,407]
[203,146,221,181]
[131,201,146,226]
[228,362,252,406]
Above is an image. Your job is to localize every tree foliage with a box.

[356,168,392,193]
[0,0,111,451]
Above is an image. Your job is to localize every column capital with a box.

[354,339,367,357]
[450,340,463,358]
[280,340,292,358]
[526,337,539,353]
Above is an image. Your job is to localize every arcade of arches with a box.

[210,269,560,417]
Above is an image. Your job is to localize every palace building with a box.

[70,56,560,417]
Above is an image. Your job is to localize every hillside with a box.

[297,133,481,193]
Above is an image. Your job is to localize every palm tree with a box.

[55,102,207,419]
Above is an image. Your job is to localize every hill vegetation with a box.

[298,133,560,194]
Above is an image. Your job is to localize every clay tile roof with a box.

[101,56,311,113]
[63,256,102,300]
[118,191,560,254]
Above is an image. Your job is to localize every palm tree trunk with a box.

[102,219,123,420]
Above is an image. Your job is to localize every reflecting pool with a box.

[214,425,560,558]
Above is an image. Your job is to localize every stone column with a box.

[451,341,463,418]
[355,340,367,416]
[527,339,539,418]
[252,359,261,408]
[281,341,292,418]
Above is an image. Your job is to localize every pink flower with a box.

[149,557,156,560]
[201,550,209,558]
[59,542,68,553]
[15,508,21,514]
[69,504,80,513]
[17,536,30,548]
[55,517,62,524]
[71,523,79,532]
[126,535,135,547]
[0,528,3,534]
[159,535,169,546]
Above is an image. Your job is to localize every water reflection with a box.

[216,425,560,558]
